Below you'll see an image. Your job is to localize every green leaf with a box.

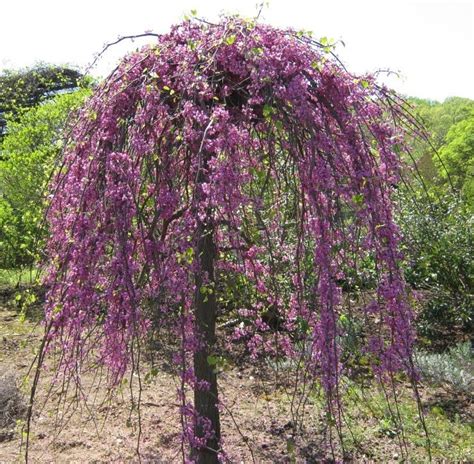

[225,35,236,46]
[352,193,364,206]
[339,314,348,325]
[207,355,218,366]
[263,104,274,119]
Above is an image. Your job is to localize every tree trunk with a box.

[192,152,221,463]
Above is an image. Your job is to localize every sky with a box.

[1,0,473,102]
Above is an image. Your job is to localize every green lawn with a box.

[0,268,40,287]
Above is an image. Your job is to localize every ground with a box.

[0,285,472,463]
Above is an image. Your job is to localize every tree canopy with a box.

[406,96,474,195]
[0,64,83,138]
[411,97,474,149]
[437,115,474,206]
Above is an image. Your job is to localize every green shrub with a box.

[397,193,473,344]
[0,88,91,268]
[415,342,473,393]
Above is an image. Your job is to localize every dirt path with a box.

[0,302,319,463]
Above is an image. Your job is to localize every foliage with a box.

[336,380,473,461]
[409,97,474,149]
[397,192,473,342]
[0,89,91,268]
[0,64,83,138]
[415,342,473,393]
[40,17,421,460]
[406,97,474,192]
[0,268,39,288]
[437,115,474,207]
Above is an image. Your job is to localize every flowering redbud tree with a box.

[41,17,418,463]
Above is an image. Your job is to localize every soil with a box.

[0,290,472,463]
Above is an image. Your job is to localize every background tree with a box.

[411,97,474,148]
[0,64,83,140]
[407,96,474,187]
[0,88,91,268]
[437,115,474,207]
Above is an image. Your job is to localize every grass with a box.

[310,378,474,461]
[0,268,40,287]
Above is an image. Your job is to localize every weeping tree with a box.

[36,18,423,463]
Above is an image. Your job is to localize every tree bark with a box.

[192,151,221,463]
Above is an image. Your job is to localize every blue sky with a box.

[1,0,473,101]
